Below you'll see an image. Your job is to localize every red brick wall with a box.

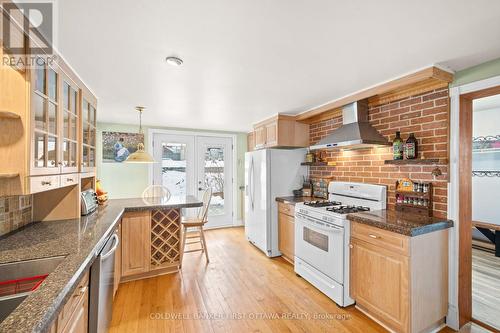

[309,88,449,218]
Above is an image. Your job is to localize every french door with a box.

[152,133,234,228]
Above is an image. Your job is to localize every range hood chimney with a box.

[309,100,391,150]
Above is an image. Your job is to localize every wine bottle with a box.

[393,131,403,160]
[405,133,418,159]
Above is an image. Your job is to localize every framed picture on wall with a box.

[102,131,144,163]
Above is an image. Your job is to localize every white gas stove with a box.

[294,181,386,307]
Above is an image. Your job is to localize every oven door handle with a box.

[296,214,343,233]
[101,234,120,259]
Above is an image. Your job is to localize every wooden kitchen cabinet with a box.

[0,15,97,196]
[48,271,89,333]
[247,131,255,151]
[252,114,309,149]
[350,222,448,333]
[121,211,151,278]
[278,202,295,263]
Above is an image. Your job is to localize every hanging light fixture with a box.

[125,106,155,163]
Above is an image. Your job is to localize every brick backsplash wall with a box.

[309,88,449,218]
[0,195,33,237]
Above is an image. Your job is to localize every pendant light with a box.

[125,106,155,163]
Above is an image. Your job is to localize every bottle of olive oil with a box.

[405,133,418,159]
[393,131,403,160]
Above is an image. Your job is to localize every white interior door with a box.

[196,136,233,228]
[152,134,196,198]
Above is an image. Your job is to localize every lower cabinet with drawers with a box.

[349,222,448,333]
[48,271,89,333]
[278,202,295,263]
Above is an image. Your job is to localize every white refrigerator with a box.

[244,148,307,257]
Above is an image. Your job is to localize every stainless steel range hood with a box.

[310,100,391,150]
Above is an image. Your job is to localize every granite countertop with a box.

[0,196,202,333]
[347,209,453,237]
[275,196,317,205]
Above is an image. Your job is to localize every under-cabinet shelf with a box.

[301,162,336,166]
[384,158,445,165]
[0,111,21,119]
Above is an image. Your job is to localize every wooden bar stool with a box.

[180,188,212,266]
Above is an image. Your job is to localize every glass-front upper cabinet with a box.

[80,90,97,173]
[61,74,79,173]
[31,59,61,175]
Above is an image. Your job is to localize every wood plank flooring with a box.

[110,227,469,333]
[472,247,500,330]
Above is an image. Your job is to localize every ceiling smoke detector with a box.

[165,56,183,66]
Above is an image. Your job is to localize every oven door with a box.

[295,214,344,284]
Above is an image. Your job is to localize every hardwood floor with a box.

[472,247,500,330]
[110,227,463,333]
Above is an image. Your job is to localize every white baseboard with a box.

[446,304,459,331]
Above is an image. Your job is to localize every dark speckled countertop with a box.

[347,209,453,237]
[0,196,202,333]
[275,196,318,205]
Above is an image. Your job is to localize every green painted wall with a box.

[96,122,247,220]
[452,57,500,87]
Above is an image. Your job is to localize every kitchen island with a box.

[0,196,202,333]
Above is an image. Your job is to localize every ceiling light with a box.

[125,106,155,164]
[166,56,183,66]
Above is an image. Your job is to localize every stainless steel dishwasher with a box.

[89,230,119,333]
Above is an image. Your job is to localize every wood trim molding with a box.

[253,113,297,129]
[457,83,500,329]
[296,66,453,123]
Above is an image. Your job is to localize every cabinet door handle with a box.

[349,244,353,249]
[368,234,380,239]
[41,181,52,186]
[74,286,87,297]
[67,178,74,182]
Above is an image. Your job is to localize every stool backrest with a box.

[142,185,171,200]
[198,188,212,223]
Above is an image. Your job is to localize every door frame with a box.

[449,75,500,330]
[147,128,238,226]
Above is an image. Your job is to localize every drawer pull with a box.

[74,286,87,297]
[41,181,52,186]
[349,244,353,249]
[368,234,380,239]
[67,178,74,182]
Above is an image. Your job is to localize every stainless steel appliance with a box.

[309,100,391,150]
[81,189,98,215]
[294,182,386,307]
[89,230,119,333]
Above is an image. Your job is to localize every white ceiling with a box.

[55,0,500,132]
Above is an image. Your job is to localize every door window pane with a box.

[161,143,186,197]
[82,99,89,123]
[34,94,46,131]
[70,115,77,141]
[89,105,95,126]
[89,126,95,147]
[83,123,89,145]
[63,82,70,110]
[70,142,77,167]
[203,146,225,216]
[89,148,95,167]
[71,89,78,114]
[63,140,69,166]
[303,227,329,252]
[82,146,89,167]
[48,102,57,134]
[35,65,45,93]
[63,111,69,138]
[48,68,57,101]
[47,136,57,167]
[34,133,45,167]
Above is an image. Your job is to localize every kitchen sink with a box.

[0,256,65,322]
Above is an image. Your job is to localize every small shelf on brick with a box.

[301,162,336,166]
[395,190,431,199]
[384,158,445,165]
